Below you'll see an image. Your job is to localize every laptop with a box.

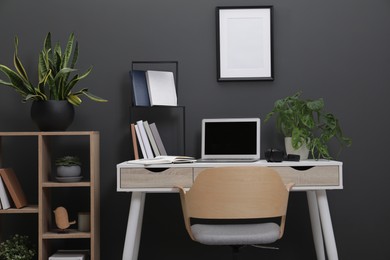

[197,118,261,162]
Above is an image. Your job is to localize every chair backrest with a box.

[178,166,293,240]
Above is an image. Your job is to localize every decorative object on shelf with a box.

[78,212,90,232]
[0,32,107,131]
[53,206,76,231]
[0,234,36,260]
[265,91,352,159]
[55,156,82,182]
[49,250,89,260]
[31,100,75,131]
[216,6,273,81]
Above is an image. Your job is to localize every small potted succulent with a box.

[55,155,82,178]
[0,234,36,260]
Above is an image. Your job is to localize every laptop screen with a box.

[201,118,260,160]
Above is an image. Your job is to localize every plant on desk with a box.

[265,91,351,159]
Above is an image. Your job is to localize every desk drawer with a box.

[193,166,340,187]
[272,166,340,187]
[120,168,193,188]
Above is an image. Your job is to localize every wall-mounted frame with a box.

[216,6,273,81]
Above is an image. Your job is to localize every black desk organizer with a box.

[130,61,185,157]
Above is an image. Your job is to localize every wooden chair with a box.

[177,166,294,259]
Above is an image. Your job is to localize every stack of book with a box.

[131,120,168,160]
[0,168,28,210]
[130,70,177,107]
[49,250,89,260]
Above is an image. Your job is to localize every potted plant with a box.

[55,155,82,178]
[0,234,36,260]
[265,91,351,159]
[0,32,107,131]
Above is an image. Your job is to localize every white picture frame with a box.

[217,6,273,81]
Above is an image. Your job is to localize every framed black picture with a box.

[216,6,273,81]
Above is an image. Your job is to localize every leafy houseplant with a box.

[0,234,36,260]
[265,91,352,159]
[0,32,106,106]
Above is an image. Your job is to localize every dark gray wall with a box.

[1,0,389,259]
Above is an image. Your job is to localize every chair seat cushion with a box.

[191,222,280,246]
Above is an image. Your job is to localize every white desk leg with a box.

[316,190,339,260]
[122,192,146,260]
[307,191,326,260]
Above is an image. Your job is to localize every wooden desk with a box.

[117,160,342,260]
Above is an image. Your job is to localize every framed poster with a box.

[216,6,273,81]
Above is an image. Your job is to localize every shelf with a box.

[0,131,100,259]
[0,131,98,137]
[43,229,91,239]
[42,181,91,188]
[0,205,38,214]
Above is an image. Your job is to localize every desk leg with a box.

[122,192,146,260]
[316,190,339,260]
[307,191,326,260]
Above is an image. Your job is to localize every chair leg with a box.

[232,246,240,260]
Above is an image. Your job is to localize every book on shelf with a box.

[130,70,150,106]
[145,70,177,106]
[49,249,89,260]
[134,124,147,159]
[143,121,161,157]
[136,120,154,159]
[0,176,11,209]
[149,122,167,156]
[130,123,140,160]
[126,155,196,166]
[0,168,28,209]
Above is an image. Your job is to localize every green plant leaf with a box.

[67,94,82,106]
[13,36,29,82]
[0,78,13,86]
[44,32,52,54]
[63,33,75,68]
[70,41,79,69]
[78,89,108,102]
[53,43,62,72]
[64,67,92,94]
[0,64,33,95]
[306,98,324,111]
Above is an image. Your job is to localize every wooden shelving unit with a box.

[0,131,100,260]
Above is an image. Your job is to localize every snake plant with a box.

[0,32,107,106]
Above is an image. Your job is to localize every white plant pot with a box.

[57,165,81,177]
[285,137,309,160]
